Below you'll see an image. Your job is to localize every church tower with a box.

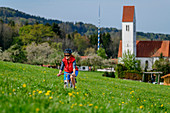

[122,6,136,56]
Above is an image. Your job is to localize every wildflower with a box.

[23,84,26,88]
[68,93,72,96]
[85,93,88,96]
[112,97,114,99]
[29,95,32,97]
[9,93,12,95]
[49,96,53,99]
[77,92,79,95]
[47,90,51,93]
[79,104,83,107]
[119,104,121,106]
[43,80,45,82]
[122,102,124,104]
[132,96,133,98]
[2,91,4,94]
[13,89,15,92]
[102,93,105,95]
[38,91,42,94]
[95,106,98,109]
[89,104,93,106]
[161,104,163,107]
[144,100,146,102]
[45,92,50,96]
[36,108,40,112]
[70,106,73,109]
[140,106,143,109]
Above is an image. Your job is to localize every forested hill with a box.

[0,7,170,40]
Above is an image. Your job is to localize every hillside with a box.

[0,61,169,112]
[0,7,170,40]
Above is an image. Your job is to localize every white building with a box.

[118,6,170,70]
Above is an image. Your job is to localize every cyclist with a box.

[57,48,77,89]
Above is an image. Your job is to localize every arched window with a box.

[145,60,148,69]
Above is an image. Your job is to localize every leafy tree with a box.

[97,48,107,59]
[121,50,141,71]
[84,47,96,56]
[73,33,89,55]
[52,23,61,36]
[153,54,170,75]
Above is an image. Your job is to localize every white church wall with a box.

[136,57,153,70]
[122,22,136,56]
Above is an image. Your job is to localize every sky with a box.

[1,0,170,34]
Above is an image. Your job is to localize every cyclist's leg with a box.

[64,72,69,88]
[70,74,75,88]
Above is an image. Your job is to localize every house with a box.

[161,74,170,86]
[118,6,170,70]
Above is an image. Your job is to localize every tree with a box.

[121,50,141,71]
[97,48,107,59]
[84,47,96,56]
[73,33,89,55]
[153,54,170,75]
[26,42,54,65]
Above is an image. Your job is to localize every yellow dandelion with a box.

[29,95,32,97]
[49,96,53,99]
[102,93,105,95]
[132,96,133,98]
[119,104,121,106]
[144,100,146,102]
[75,103,77,105]
[23,84,26,88]
[43,79,45,82]
[62,102,64,104]
[13,89,15,92]
[37,90,39,92]
[140,106,143,109]
[9,93,12,95]
[79,104,83,107]
[47,90,51,93]
[130,92,132,94]
[59,101,62,103]
[95,106,98,109]
[33,90,36,93]
[77,92,79,95]
[161,104,163,107]
[38,91,42,94]
[132,91,134,93]
[112,97,114,99]
[45,92,50,96]
[2,91,4,94]
[89,104,93,106]
[122,102,124,104]
[36,108,40,112]
[73,95,75,97]
[151,105,153,107]
[68,93,72,96]
[70,106,73,109]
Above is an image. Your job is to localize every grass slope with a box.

[0,61,169,113]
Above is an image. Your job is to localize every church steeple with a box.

[122,6,136,56]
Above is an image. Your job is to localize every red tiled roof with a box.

[122,6,135,22]
[118,41,170,57]
[80,56,88,59]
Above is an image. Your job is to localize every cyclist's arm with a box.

[72,61,76,75]
[59,61,64,74]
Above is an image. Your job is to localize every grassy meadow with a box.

[0,61,169,113]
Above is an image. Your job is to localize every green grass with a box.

[0,61,170,113]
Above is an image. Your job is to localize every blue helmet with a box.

[64,48,72,54]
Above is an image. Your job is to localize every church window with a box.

[126,25,130,31]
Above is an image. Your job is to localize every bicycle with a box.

[57,73,76,88]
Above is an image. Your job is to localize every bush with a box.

[102,72,115,78]
[116,64,126,79]
[124,70,142,80]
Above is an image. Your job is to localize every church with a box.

[118,6,170,70]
